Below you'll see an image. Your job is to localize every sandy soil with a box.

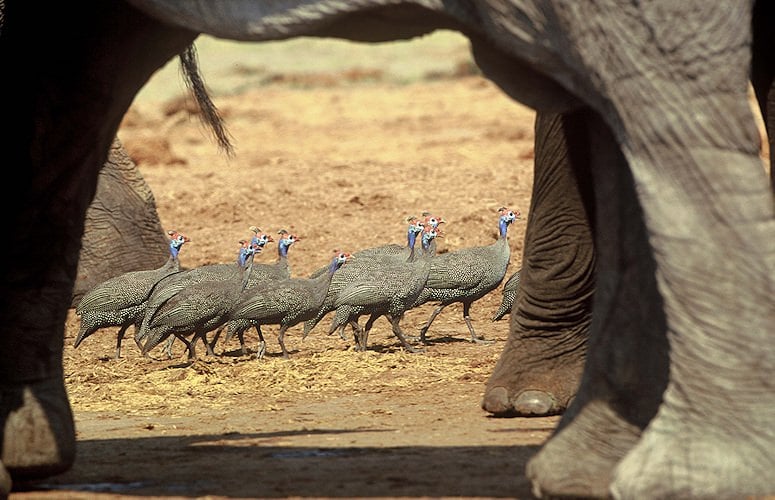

[9,33,568,500]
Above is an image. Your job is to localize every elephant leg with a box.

[0,460,9,497]
[534,5,774,496]
[527,109,669,498]
[0,2,196,486]
[609,96,775,497]
[483,108,596,417]
[751,0,775,190]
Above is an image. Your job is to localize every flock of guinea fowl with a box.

[75,207,523,361]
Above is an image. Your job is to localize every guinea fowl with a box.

[74,230,190,359]
[302,216,427,339]
[136,227,273,356]
[312,213,444,278]
[329,224,439,353]
[140,238,261,360]
[492,269,522,321]
[413,207,520,344]
[225,250,351,359]
[318,212,446,344]
[215,229,301,354]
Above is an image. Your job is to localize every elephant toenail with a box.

[513,390,559,416]
[482,386,512,414]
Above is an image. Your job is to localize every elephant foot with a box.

[0,460,10,497]
[482,333,584,417]
[611,406,775,499]
[482,387,562,416]
[1,378,75,485]
[526,399,641,498]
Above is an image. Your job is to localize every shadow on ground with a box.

[19,430,541,498]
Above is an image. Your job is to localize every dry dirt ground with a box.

[13,33,766,500]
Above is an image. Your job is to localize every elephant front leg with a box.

[483,109,596,417]
[608,105,775,497]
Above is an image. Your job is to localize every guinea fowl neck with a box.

[499,218,511,239]
[278,240,292,261]
[239,253,255,291]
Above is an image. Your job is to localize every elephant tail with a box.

[179,43,234,156]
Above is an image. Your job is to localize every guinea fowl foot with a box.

[255,341,267,360]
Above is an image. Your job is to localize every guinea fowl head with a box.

[329,250,351,272]
[277,229,301,257]
[166,230,190,258]
[421,211,446,229]
[497,207,520,237]
[237,239,261,266]
[249,226,275,249]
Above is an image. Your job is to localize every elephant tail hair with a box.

[179,43,234,157]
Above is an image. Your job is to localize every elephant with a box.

[1,2,773,499]
[73,46,229,308]
[73,138,170,308]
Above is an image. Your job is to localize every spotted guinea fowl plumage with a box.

[412,207,520,344]
[225,250,351,359]
[215,229,301,354]
[321,213,446,343]
[139,237,261,360]
[492,269,522,321]
[135,227,273,354]
[74,230,190,359]
[302,216,428,339]
[308,213,443,279]
[329,224,439,353]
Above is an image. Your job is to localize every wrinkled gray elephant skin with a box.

[1,1,773,499]
[73,138,169,308]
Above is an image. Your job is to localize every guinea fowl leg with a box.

[255,325,266,360]
[163,336,177,359]
[174,333,195,360]
[388,314,424,353]
[277,325,290,359]
[198,332,216,357]
[114,324,131,359]
[463,302,494,345]
[208,325,226,354]
[132,326,148,358]
[359,315,378,351]
[418,304,447,343]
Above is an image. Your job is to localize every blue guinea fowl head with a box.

[249,226,274,249]
[166,230,190,258]
[421,211,446,229]
[237,239,261,266]
[276,229,301,257]
[329,250,351,272]
[498,207,520,237]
